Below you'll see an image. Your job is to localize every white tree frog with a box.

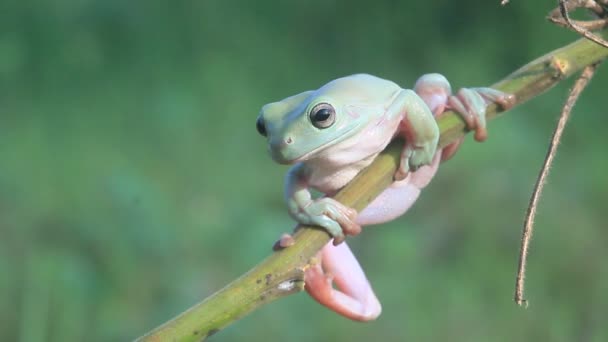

[256,73,514,321]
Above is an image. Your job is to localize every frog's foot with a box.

[272,233,296,251]
[298,198,360,245]
[447,87,516,142]
[305,242,381,321]
[395,138,436,181]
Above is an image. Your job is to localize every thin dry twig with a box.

[514,61,602,307]
[514,0,608,308]
[548,0,608,29]
[549,18,608,31]
[556,0,608,48]
[555,0,606,16]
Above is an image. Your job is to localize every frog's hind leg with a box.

[414,73,451,115]
[304,242,381,321]
[414,74,464,161]
[447,87,516,143]
[414,73,515,161]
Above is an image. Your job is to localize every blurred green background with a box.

[1,1,607,341]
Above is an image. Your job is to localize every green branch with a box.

[136,33,608,342]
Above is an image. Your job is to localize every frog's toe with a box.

[409,144,436,170]
[309,198,360,245]
[473,87,516,110]
[317,217,345,244]
[325,203,361,244]
[273,233,296,251]
[394,167,409,181]
[447,88,488,142]
[395,147,412,181]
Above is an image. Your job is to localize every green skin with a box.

[257,73,514,321]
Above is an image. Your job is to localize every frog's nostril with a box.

[285,137,293,145]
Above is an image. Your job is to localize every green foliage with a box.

[1,1,606,341]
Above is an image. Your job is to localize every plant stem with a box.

[514,61,603,306]
[136,32,608,342]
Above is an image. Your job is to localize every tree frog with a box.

[256,73,514,321]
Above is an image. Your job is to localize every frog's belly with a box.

[307,162,371,194]
[304,120,395,193]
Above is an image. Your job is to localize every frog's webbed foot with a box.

[294,198,361,245]
[447,87,515,142]
[394,139,435,181]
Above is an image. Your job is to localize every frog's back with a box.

[317,74,401,104]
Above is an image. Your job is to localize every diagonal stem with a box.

[136,31,608,342]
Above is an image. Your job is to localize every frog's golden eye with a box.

[256,116,267,137]
[309,103,336,129]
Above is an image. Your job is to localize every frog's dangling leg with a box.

[304,242,381,321]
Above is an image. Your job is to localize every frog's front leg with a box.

[414,73,515,160]
[387,89,439,180]
[305,241,381,321]
[285,164,361,245]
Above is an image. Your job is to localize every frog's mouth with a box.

[271,128,360,164]
[282,143,329,164]
[270,143,316,165]
[269,138,329,164]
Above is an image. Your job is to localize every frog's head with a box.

[256,75,394,164]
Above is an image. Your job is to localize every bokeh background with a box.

[1,1,607,341]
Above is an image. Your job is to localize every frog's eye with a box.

[256,117,267,137]
[309,103,336,129]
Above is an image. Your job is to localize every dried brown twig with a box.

[548,0,608,47]
[514,0,608,306]
[514,61,602,307]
